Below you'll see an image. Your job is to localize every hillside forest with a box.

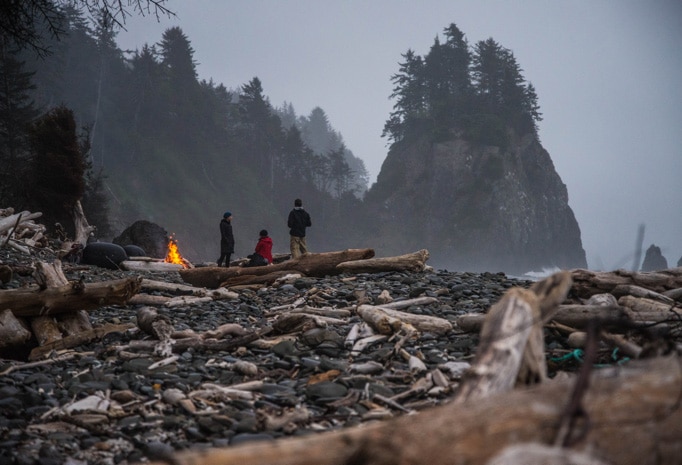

[0,6,544,269]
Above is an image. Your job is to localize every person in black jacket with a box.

[287,198,311,258]
[217,211,234,267]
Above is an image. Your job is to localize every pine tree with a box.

[0,39,40,206]
[26,105,87,231]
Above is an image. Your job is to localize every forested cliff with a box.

[0,9,585,273]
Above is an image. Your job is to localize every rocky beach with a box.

[0,244,537,465]
[2,241,682,465]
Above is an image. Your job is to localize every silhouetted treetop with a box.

[383,22,542,146]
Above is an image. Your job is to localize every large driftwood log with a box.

[143,355,682,465]
[0,276,142,317]
[179,249,375,288]
[571,267,682,299]
[335,249,429,273]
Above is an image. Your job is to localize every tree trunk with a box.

[144,355,682,465]
[179,249,375,289]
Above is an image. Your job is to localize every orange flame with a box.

[165,235,190,268]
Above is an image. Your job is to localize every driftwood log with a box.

[571,267,682,299]
[0,276,142,317]
[143,355,682,465]
[335,249,430,274]
[179,249,376,289]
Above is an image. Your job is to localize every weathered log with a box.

[179,249,375,288]
[357,304,452,335]
[220,270,299,287]
[335,249,429,274]
[571,268,682,299]
[0,309,31,348]
[0,277,142,317]
[143,355,682,465]
[30,316,62,346]
[120,260,184,272]
[125,327,273,354]
[356,306,404,335]
[457,304,633,333]
[72,200,95,247]
[618,295,682,320]
[28,323,134,361]
[136,306,174,340]
[611,284,676,305]
[57,310,93,336]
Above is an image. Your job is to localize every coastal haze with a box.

[116,0,682,272]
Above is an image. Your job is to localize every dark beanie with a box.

[224,211,232,218]
[260,229,268,237]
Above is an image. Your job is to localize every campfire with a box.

[165,235,192,269]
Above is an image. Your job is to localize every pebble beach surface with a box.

[0,247,534,465]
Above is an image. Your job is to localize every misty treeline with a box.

[0,7,542,263]
[0,5,370,259]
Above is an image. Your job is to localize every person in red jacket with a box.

[246,229,273,267]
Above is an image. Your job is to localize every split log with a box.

[571,268,682,299]
[179,249,375,288]
[335,249,429,274]
[143,355,682,465]
[0,276,142,317]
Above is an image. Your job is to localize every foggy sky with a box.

[116,0,682,271]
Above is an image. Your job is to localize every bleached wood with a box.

[335,249,430,273]
[358,304,452,335]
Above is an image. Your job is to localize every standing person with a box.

[217,211,234,267]
[287,198,311,258]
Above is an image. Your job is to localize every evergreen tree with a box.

[26,105,87,231]
[0,38,40,206]
[383,49,425,143]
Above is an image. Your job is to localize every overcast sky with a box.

[116,0,682,271]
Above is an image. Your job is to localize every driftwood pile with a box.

[139,268,682,465]
[0,245,431,361]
